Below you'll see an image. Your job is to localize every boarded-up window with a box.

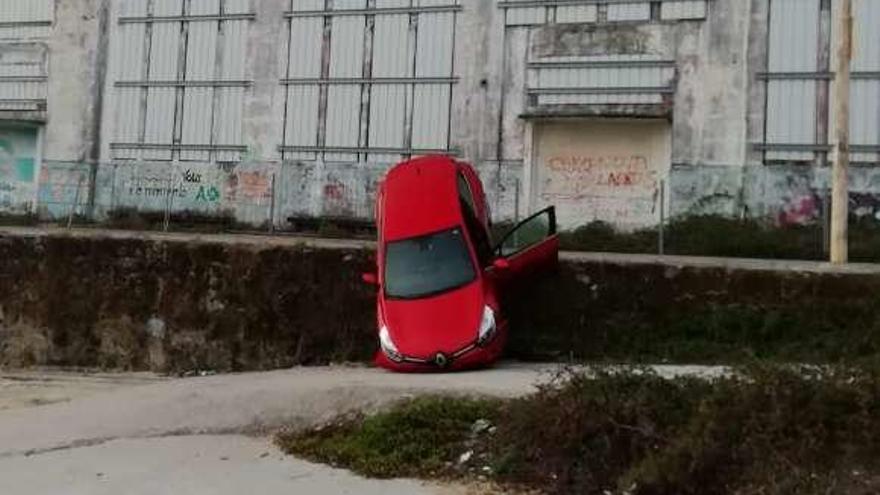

[0,0,53,40]
[760,0,880,165]
[532,119,671,231]
[109,0,254,162]
[280,0,460,163]
[527,55,676,107]
[500,0,708,26]
[0,0,52,113]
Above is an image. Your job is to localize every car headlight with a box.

[477,306,496,347]
[379,326,403,362]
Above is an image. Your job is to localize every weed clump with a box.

[279,366,880,494]
[494,365,880,494]
[557,215,880,263]
[277,396,501,479]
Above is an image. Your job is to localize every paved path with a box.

[0,364,561,458]
[0,364,567,494]
[0,435,466,495]
[0,364,726,494]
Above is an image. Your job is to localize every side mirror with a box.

[362,272,378,285]
[492,258,511,272]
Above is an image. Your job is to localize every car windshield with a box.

[384,228,476,299]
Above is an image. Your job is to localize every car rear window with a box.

[384,228,476,299]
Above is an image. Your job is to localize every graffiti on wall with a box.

[226,170,272,203]
[534,120,672,230]
[777,193,821,226]
[322,177,354,216]
[122,167,223,206]
[541,155,658,198]
[540,154,660,226]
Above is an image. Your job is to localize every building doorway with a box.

[0,123,41,214]
[528,119,672,231]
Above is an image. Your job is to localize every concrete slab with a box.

[0,364,562,458]
[0,370,165,412]
[0,435,461,495]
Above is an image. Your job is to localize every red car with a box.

[362,155,559,372]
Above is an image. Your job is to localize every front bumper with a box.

[374,322,508,373]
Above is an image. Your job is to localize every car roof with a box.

[380,155,464,242]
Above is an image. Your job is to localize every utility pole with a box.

[831,0,853,263]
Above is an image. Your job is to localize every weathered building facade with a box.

[1,0,879,231]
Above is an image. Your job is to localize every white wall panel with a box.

[505,7,545,26]
[661,1,707,20]
[289,0,324,12]
[528,55,675,106]
[538,93,662,105]
[369,85,406,149]
[373,14,410,78]
[768,0,819,72]
[607,3,651,22]
[415,13,454,77]
[181,0,219,161]
[143,16,180,160]
[766,80,816,161]
[325,11,365,159]
[109,0,252,161]
[326,86,362,148]
[0,44,46,111]
[0,0,53,39]
[284,86,320,159]
[282,1,458,160]
[556,5,597,23]
[764,0,820,160]
[215,17,248,161]
[412,85,450,149]
[851,0,880,162]
[329,16,365,78]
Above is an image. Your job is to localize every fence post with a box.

[86,161,99,221]
[514,178,520,224]
[269,172,277,234]
[67,173,85,229]
[658,179,666,255]
[109,162,118,214]
[823,188,831,256]
[163,172,174,232]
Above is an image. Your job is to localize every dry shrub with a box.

[492,365,880,495]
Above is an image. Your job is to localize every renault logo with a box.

[434,352,449,368]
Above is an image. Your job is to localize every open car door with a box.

[494,207,559,283]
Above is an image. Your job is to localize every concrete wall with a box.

[3,230,880,370]
[0,0,107,216]
[2,0,879,231]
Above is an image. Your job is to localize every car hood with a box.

[381,280,483,358]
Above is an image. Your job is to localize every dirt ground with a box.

[0,369,166,411]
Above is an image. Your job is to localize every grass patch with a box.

[105,208,240,232]
[279,365,880,494]
[0,212,39,226]
[555,215,880,262]
[276,396,501,479]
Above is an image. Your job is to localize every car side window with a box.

[457,174,477,216]
[458,173,493,267]
[498,208,556,258]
